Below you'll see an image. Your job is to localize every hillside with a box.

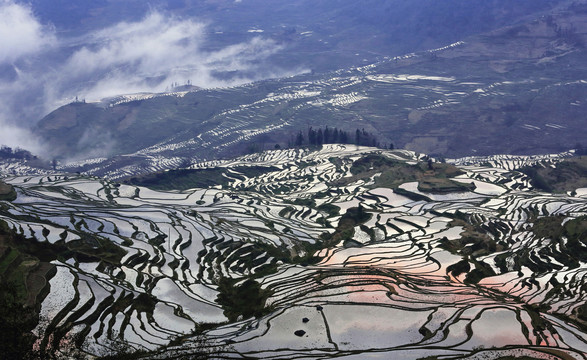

[0,181,16,201]
[34,4,587,178]
[521,156,587,192]
[0,145,585,358]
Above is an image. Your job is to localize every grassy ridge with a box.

[125,165,278,191]
[338,153,471,193]
[520,156,587,193]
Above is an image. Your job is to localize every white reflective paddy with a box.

[1,146,586,359]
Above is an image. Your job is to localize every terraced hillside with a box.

[33,4,587,178]
[0,145,585,359]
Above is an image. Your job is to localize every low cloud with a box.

[65,13,207,79]
[56,12,287,102]
[0,1,53,154]
[0,0,55,63]
[0,120,43,154]
[0,6,301,157]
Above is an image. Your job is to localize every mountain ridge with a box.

[31,4,587,179]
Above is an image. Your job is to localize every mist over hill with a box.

[26,1,587,177]
[0,0,573,154]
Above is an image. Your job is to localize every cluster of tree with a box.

[166,80,193,91]
[291,127,391,148]
[0,145,37,161]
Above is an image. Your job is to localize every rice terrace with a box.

[1,0,587,359]
[1,145,585,358]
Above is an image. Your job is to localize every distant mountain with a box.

[28,0,569,73]
[1,0,573,140]
[33,3,587,177]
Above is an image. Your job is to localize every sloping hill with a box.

[0,181,16,201]
[34,4,587,176]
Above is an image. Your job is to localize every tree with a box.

[323,127,331,144]
[308,127,317,146]
[331,128,339,143]
[0,145,13,158]
[340,130,348,143]
[295,131,304,146]
[316,128,323,146]
[216,278,272,321]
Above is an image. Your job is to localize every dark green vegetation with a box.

[438,212,587,335]
[0,221,57,307]
[521,156,587,193]
[294,127,381,147]
[0,221,55,359]
[196,226,326,323]
[0,219,125,357]
[0,180,17,201]
[197,198,376,323]
[216,278,273,322]
[0,282,40,360]
[441,218,503,259]
[125,165,278,191]
[529,215,587,268]
[0,212,126,266]
[0,219,224,359]
[1,147,586,358]
[441,217,504,284]
[0,145,37,161]
[320,206,372,247]
[417,177,475,193]
[576,302,587,322]
[197,233,323,286]
[339,153,470,194]
[494,215,587,331]
[0,218,136,356]
[442,213,587,287]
